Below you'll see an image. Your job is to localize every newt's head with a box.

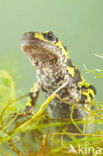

[21,31,69,68]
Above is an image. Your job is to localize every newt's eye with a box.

[47,32,54,41]
[43,32,58,43]
[43,32,54,41]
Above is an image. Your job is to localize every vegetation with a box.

[0,54,103,156]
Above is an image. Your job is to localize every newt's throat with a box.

[22,44,59,67]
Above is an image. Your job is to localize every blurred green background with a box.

[0,0,103,102]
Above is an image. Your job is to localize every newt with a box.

[21,31,96,133]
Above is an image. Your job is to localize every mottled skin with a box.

[21,31,96,133]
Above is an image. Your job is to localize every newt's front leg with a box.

[25,83,42,115]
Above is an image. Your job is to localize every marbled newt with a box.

[21,31,96,133]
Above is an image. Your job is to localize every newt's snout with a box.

[21,32,35,41]
[21,32,36,52]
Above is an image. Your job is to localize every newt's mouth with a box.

[21,32,59,62]
[21,40,58,59]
